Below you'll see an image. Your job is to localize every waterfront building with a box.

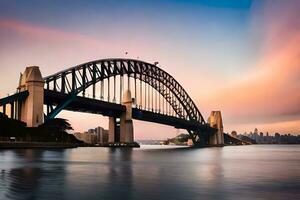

[95,126,109,144]
[73,126,109,144]
[238,132,300,144]
[74,132,97,144]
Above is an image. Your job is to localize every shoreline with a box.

[0,141,141,149]
[0,142,81,149]
[1,142,298,150]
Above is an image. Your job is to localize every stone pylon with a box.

[207,111,224,145]
[17,66,44,127]
[120,90,134,143]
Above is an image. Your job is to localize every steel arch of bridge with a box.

[44,59,206,127]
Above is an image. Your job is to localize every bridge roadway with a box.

[0,91,29,107]
[44,90,214,133]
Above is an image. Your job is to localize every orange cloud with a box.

[203,1,300,133]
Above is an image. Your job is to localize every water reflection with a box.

[0,145,299,200]
[0,149,67,200]
[107,148,133,199]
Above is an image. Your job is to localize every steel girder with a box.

[44,59,205,124]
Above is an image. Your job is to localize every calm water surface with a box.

[0,145,299,200]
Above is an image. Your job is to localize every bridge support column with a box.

[17,66,44,127]
[207,111,224,146]
[108,117,116,143]
[120,90,134,143]
[108,117,121,143]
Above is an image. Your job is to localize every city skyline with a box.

[0,0,300,139]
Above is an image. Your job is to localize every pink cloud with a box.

[202,0,300,133]
[0,18,177,139]
[0,18,108,47]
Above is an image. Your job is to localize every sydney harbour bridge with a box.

[0,58,224,147]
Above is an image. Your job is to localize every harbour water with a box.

[0,145,299,200]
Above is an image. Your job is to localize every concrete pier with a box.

[120,90,134,143]
[107,90,138,147]
[17,66,44,127]
[207,111,224,145]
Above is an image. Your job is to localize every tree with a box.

[39,118,73,142]
[39,118,73,132]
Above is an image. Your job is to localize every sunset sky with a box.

[0,0,299,139]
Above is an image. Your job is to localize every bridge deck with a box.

[132,109,213,132]
[0,91,29,106]
[44,90,125,117]
[44,90,214,132]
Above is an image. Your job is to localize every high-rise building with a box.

[95,126,109,144]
